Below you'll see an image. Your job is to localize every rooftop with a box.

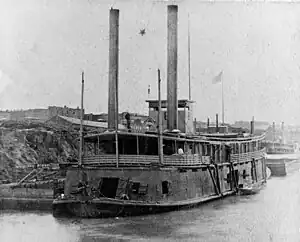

[58,115,126,130]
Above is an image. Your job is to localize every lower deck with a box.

[60,158,267,205]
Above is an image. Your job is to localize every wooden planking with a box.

[16,164,60,169]
[82,154,210,167]
[230,148,266,163]
[81,148,266,168]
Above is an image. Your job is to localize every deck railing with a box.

[82,154,211,167]
[82,149,265,167]
[15,164,60,169]
[83,155,158,167]
[230,148,266,163]
[13,149,266,170]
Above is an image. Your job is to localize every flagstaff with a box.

[188,13,191,100]
[221,73,224,125]
[212,70,224,125]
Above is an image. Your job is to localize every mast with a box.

[158,69,163,164]
[221,74,224,125]
[79,71,84,166]
[188,13,191,100]
[115,90,119,168]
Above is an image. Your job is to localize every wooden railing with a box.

[230,148,266,163]
[83,155,158,167]
[13,149,266,170]
[163,154,210,166]
[15,164,60,169]
[82,154,211,167]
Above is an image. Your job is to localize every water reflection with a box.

[1,172,300,242]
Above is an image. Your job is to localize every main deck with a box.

[53,131,267,218]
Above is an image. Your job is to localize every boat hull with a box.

[53,152,267,218]
[52,191,235,218]
[266,157,300,176]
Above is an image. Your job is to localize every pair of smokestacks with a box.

[272,122,285,132]
[107,6,179,131]
[206,115,219,133]
[207,115,255,134]
[206,116,218,132]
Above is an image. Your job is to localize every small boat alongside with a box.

[238,182,265,196]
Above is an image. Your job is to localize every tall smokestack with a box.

[249,116,254,135]
[167,5,178,131]
[108,8,119,130]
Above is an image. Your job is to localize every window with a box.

[131,182,140,194]
[138,184,148,195]
[162,181,169,194]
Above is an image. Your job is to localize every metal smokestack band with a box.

[108,8,119,130]
[167,5,178,131]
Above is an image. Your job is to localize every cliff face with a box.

[0,121,79,182]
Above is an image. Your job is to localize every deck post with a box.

[136,135,139,155]
[216,114,219,133]
[79,72,84,166]
[158,69,163,164]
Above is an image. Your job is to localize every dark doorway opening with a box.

[162,181,169,194]
[99,178,119,198]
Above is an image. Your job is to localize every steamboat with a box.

[265,122,300,176]
[52,5,267,218]
[265,122,299,155]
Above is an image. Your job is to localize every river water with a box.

[1,169,300,242]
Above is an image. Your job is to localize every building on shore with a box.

[47,115,126,133]
[0,106,84,122]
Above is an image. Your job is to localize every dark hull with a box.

[267,151,294,155]
[52,191,235,218]
[266,158,300,176]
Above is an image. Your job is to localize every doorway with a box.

[99,178,119,198]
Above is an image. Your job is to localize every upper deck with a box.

[75,131,266,168]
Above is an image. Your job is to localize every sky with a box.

[1,0,300,125]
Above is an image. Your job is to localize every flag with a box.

[212,71,223,84]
